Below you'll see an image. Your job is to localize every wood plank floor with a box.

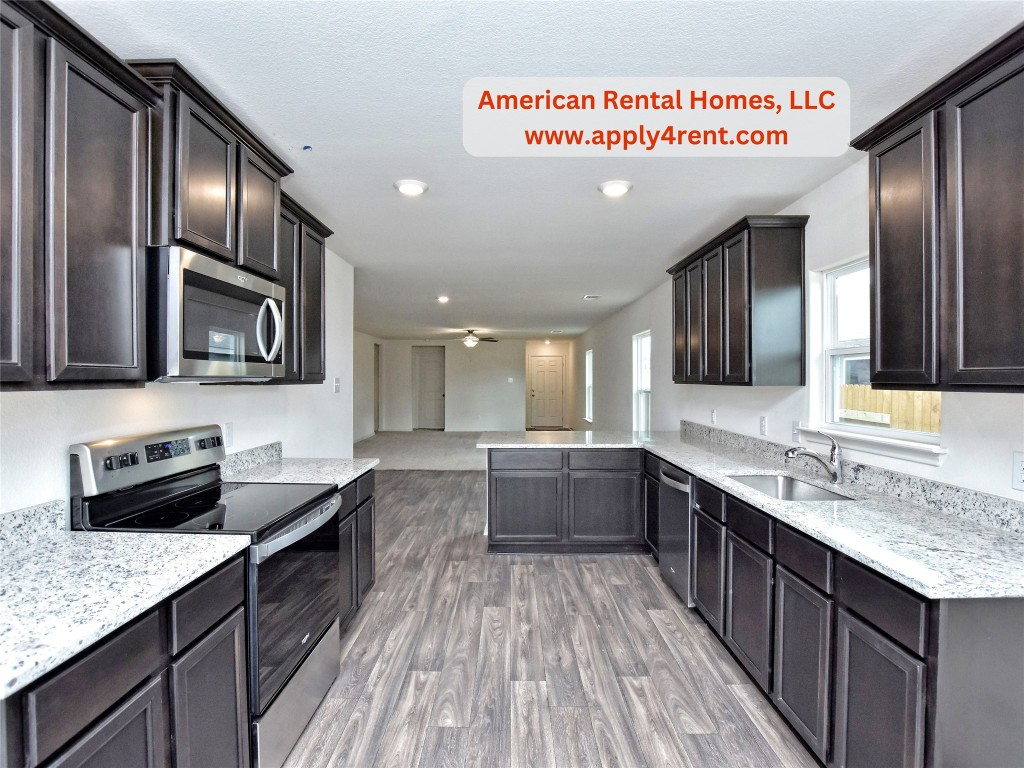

[284,470,818,768]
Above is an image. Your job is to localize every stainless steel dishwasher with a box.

[658,464,694,607]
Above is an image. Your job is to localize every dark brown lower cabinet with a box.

[723,531,773,691]
[643,473,659,556]
[567,471,642,543]
[833,608,925,768]
[339,510,357,626]
[692,509,726,635]
[356,498,375,604]
[49,673,170,768]
[170,608,248,768]
[489,471,562,542]
[772,566,833,763]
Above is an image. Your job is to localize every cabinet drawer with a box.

[356,470,375,504]
[836,557,929,657]
[643,452,661,477]
[726,496,773,553]
[568,450,641,470]
[490,450,563,470]
[693,479,725,521]
[25,610,166,765]
[775,525,833,594]
[338,480,358,517]
[169,556,245,655]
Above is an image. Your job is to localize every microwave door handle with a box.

[267,299,283,361]
[256,298,271,361]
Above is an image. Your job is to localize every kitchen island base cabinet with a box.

[833,608,925,768]
[691,509,726,635]
[568,471,642,543]
[772,566,832,763]
[489,472,562,542]
[723,531,773,692]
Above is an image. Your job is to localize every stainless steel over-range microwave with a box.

[148,246,286,382]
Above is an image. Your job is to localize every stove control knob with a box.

[104,456,118,471]
[129,452,140,466]
[197,438,207,450]
[119,453,132,468]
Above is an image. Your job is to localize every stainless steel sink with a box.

[729,474,853,502]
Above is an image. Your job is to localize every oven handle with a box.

[250,493,341,564]
[256,298,271,361]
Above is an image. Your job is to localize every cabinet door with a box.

[277,203,301,381]
[644,473,659,554]
[869,114,939,385]
[944,52,1024,386]
[47,39,147,382]
[236,145,280,279]
[1,3,36,381]
[356,498,375,604]
[773,566,832,763]
[672,272,686,382]
[299,225,326,382]
[833,608,925,768]
[691,508,726,634]
[489,471,562,542]
[339,512,357,626]
[175,93,236,261]
[568,470,642,543]
[724,531,773,691]
[683,260,703,382]
[722,233,750,383]
[702,246,724,383]
[170,608,249,768]
[49,673,170,768]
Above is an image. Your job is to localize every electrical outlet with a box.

[223,422,234,448]
[792,421,802,442]
[333,377,341,394]
[1013,451,1024,491]
[711,409,717,425]
[759,416,768,436]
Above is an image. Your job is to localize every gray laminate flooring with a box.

[284,470,817,768]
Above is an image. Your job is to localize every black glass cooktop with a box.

[101,481,336,538]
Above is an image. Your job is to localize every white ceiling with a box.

[55,0,1023,340]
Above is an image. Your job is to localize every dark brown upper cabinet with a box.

[1,1,159,389]
[279,192,332,383]
[129,60,291,274]
[668,216,807,386]
[853,24,1024,391]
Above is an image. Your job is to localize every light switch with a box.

[333,377,341,394]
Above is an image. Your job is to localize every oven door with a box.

[248,493,341,715]
[166,247,286,380]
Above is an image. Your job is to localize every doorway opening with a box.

[373,343,381,433]
[529,355,564,429]
[412,346,445,430]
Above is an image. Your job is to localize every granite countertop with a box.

[478,431,1024,600]
[0,522,248,699]
[222,457,379,486]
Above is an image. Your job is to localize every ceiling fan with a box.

[460,330,498,348]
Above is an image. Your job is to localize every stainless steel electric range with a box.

[70,425,342,768]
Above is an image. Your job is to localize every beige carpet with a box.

[353,431,486,470]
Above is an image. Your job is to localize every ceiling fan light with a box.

[394,179,428,197]
[463,336,479,348]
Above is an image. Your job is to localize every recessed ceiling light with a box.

[394,179,428,197]
[583,294,601,301]
[302,145,313,152]
[436,295,449,304]
[544,339,551,345]
[598,180,632,198]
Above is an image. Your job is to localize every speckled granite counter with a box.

[222,457,378,486]
[478,431,1024,600]
[0,506,248,698]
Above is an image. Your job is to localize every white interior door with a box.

[414,346,445,429]
[530,356,563,427]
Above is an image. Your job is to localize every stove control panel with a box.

[70,424,227,497]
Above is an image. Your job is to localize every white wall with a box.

[0,248,356,513]
[370,339,527,431]
[525,339,576,428]
[579,159,1024,502]
[353,331,382,442]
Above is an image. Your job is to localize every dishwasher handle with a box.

[659,467,691,494]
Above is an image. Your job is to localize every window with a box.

[825,261,941,438]
[633,331,651,432]
[584,349,594,422]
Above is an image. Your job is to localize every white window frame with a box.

[584,349,594,423]
[633,331,651,433]
[812,259,946,465]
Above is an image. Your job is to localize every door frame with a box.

[528,355,565,429]
[373,343,381,432]
[412,345,446,430]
